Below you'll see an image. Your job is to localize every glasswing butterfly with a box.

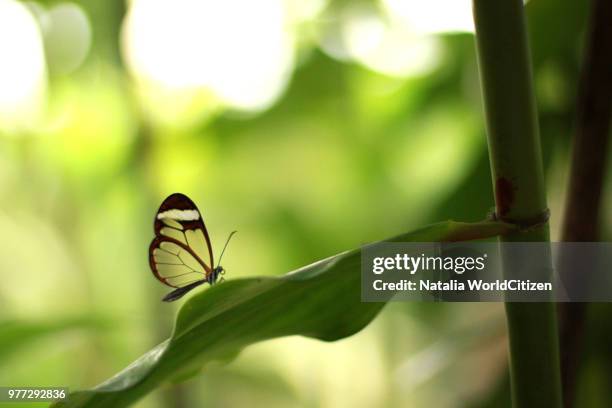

[149,193,236,302]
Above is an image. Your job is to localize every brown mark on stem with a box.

[495,177,515,218]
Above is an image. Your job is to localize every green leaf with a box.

[53,220,514,408]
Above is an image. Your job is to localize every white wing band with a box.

[157,209,200,221]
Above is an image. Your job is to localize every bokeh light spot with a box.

[40,2,92,75]
[122,0,295,113]
[0,0,47,131]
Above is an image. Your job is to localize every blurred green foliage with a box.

[0,0,610,407]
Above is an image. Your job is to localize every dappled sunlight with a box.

[320,4,442,78]
[37,2,92,75]
[38,71,136,177]
[383,0,475,35]
[122,0,295,114]
[0,0,47,131]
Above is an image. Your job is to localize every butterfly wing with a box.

[149,193,215,290]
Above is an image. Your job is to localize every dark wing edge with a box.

[162,280,207,302]
[148,236,211,288]
[153,193,215,269]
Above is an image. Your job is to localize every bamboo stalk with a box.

[472,0,563,406]
[559,0,612,405]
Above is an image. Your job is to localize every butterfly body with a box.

[208,266,225,284]
[149,193,234,302]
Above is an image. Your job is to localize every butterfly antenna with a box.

[217,230,237,266]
